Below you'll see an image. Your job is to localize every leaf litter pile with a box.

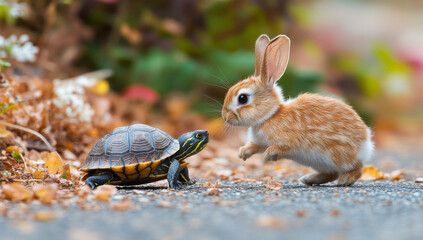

[0,73,418,223]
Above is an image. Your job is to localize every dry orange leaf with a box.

[389,169,403,181]
[59,164,71,180]
[266,179,284,190]
[94,185,118,202]
[33,211,58,221]
[2,182,32,201]
[6,145,23,154]
[33,168,45,179]
[33,184,57,205]
[360,165,386,181]
[44,152,63,174]
[0,128,13,138]
[205,189,220,197]
[157,201,173,208]
[110,199,133,211]
[256,216,287,228]
[213,199,237,207]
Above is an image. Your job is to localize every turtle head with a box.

[174,130,209,160]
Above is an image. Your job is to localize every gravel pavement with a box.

[1,178,423,240]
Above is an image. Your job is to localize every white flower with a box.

[52,79,96,123]
[9,39,38,62]
[19,34,29,43]
[0,36,5,47]
[0,1,27,18]
[0,34,38,62]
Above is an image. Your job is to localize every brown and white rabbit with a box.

[221,34,374,186]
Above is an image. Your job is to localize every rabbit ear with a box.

[254,34,271,76]
[260,35,290,88]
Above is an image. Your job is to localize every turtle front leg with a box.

[85,171,114,190]
[167,160,183,189]
[178,167,197,185]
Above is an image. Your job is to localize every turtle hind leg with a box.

[86,171,114,190]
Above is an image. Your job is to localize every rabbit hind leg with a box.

[299,172,339,186]
[337,161,363,186]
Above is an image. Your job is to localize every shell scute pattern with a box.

[89,135,108,156]
[106,131,130,156]
[80,124,180,171]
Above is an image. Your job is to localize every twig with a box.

[0,121,54,151]
[18,153,28,171]
[13,179,43,183]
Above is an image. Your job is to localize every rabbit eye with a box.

[238,94,248,104]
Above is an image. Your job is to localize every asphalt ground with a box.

[1,178,423,240]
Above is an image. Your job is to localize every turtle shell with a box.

[80,124,182,184]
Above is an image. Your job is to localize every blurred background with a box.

[1,0,423,162]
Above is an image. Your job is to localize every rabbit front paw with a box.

[263,150,279,162]
[263,145,289,162]
[239,146,254,161]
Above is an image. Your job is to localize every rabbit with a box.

[221,34,374,186]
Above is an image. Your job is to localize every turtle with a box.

[80,124,209,189]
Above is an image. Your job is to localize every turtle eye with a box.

[238,94,248,105]
[195,133,203,139]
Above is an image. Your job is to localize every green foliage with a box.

[0,103,16,114]
[10,152,21,162]
[0,59,11,70]
[79,0,293,97]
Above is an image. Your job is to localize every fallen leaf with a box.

[59,164,71,180]
[360,165,386,181]
[256,216,287,228]
[34,211,58,221]
[0,128,13,138]
[296,210,306,218]
[2,182,32,201]
[94,185,118,202]
[389,169,404,181]
[44,152,63,174]
[110,199,133,211]
[157,201,173,208]
[33,183,57,205]
[205,189,220,197]
[33,168,45,179]
[330,209,340,217]
[213,199,237,207]
[6,146,23,154]
[266,179,284,190]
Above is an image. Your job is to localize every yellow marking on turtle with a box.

[181,137,193,148]
[175,139,206,160]
[180,173,188,182]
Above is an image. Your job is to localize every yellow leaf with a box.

[33,168,45,179]
[89,80,109,95]
[44,152,63,174]
[94,185,118,202]
[2,182,32,201]
[59,164,71,180]
[33,184,57,205]
[0,128,13,138]
[6,145,23,154]
[33,211,58,221]
[360,165,386,181]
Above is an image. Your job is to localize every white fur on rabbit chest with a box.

[247,127,354,173]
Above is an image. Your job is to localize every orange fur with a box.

[222,34,373,186]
